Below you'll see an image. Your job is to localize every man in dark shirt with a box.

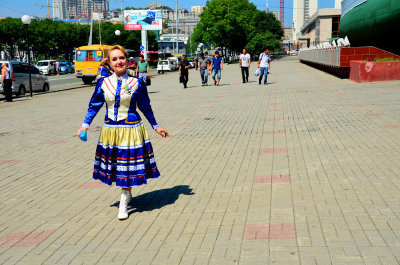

[179,54,191,88]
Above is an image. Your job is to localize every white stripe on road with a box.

[48,75,77,81]
[51,82,88,88]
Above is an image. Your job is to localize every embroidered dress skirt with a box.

[93,119,160,187]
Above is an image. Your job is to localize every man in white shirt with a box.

[239,49,251,83]
[257,48,271,85]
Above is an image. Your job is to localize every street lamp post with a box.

[21,15,33,97]
[115,30,121,45]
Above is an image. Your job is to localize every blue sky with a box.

[0,0,335,28]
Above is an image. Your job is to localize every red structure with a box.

[280,0,284,27]
[299,46,400,80]
[350,60,400,83]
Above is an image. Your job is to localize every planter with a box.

[349,60,400,83]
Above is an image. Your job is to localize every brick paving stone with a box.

[1,57,400,264]
[263,130,285,135]
[265,118,284,122]
[254,175,291,183]
[380,125,400,129]
[78,181,110,189]
[364,113,385,117]
[243,223,296,240]
[260,148,288,154]
[46,140,69,145]
[0,231,54,248]
[0,160,23,165]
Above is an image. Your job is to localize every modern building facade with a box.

[271,10,279,20]
[65,0,109,19]
[292,0,318,40]
[53,0,66,19]
[300,8,341,47]
[162,8,200,35]
[191,6,205,15]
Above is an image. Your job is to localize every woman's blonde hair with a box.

[108,45,128,61]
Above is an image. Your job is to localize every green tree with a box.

[0,18,158,61]
[192,0,283,55]
[0,18,25,59]
[245,32,281,55]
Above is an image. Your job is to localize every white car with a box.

[157,60,174,73]
[0,60,50,96]
[36,60,56,75]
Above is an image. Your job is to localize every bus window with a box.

[76,50,103,61]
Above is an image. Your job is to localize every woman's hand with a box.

[155,127,169,138]
[77,127,88,139]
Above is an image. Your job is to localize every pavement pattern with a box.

[1,56,400,264]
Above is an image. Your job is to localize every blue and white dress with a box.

[82,72,160,187]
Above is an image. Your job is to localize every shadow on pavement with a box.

[110,185,195,213]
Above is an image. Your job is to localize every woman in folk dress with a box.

[77,45,168,220]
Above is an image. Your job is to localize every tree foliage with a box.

[0,18,157,62]
[192,0,283,55]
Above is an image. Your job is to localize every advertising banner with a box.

[124,10,162,30]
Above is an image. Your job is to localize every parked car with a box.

[167,57,179,70]
[157,60,174,73]
[0,60,50,96]
[36,60,56,75]
[59,62,73,74]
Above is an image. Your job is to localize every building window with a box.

[331,17,340,38]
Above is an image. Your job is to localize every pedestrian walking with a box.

[197,53,210,86]
[128,57,136,76]
[257,48,271,85]
[239,49,251,83]
[179,54,191,88]
[56,60,60,75]
[136,55,150,83]
[194,55,199,70]
[1,62,13,102]
[77,45,169,220]
[210,51,223,86]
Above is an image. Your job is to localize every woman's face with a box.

[109,49,127,76]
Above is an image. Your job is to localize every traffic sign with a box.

[140,46,145,51]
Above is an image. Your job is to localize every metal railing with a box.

[298,47,341,68]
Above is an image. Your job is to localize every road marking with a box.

[51,82,87,88]
[48,75,77,81]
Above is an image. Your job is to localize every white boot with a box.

[118,190,129,220]
[126,190,132,204]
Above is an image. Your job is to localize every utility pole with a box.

[176,0,178,54]
[114,0,126,23]
[280,0,284,27]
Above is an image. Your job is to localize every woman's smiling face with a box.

[109,49,127,76]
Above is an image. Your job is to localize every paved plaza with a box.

[1,56,400,264]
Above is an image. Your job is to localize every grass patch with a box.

[363,57,400,62]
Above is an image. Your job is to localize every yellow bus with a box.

[75,44,113,84]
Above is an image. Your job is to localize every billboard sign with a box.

[124,10,162,31]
